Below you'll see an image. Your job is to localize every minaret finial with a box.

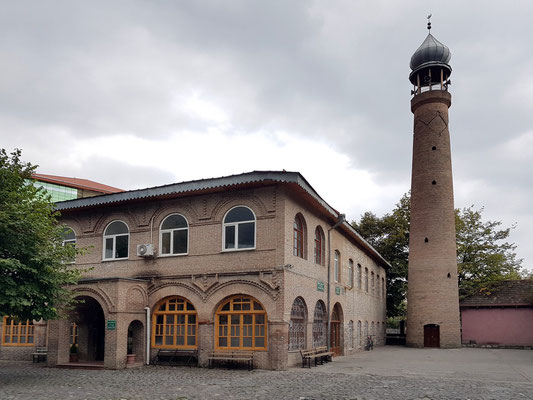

[427,14,432,31]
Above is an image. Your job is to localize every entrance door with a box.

[424,324,440,348]
[330,304,342,356]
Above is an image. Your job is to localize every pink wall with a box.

[461,307,533,346]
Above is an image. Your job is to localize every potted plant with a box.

[69,344,79,363]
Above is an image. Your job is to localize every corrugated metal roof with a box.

[56,170,390,268]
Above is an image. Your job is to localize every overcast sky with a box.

[1,1,531,271]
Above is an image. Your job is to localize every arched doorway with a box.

[70,296,105,362]
[127,320,144,364]
[330,303,343,356]
[424,324,440,348]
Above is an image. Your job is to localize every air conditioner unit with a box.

[137,244,154,257]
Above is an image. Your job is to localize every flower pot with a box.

[69,353,79,363]
[127,354,136,364]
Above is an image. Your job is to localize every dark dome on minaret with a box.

[410,33,451,71]
[409,20,452,87]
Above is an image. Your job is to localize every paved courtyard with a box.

[1,347,532,399]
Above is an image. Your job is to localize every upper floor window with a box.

[160,214,189,256]
[293,214,305,258]
[348,259,354,287]
[62,227,76,247]
[314,227,325,265]
[357,264,362,289]
[334,250,340,283]
[103,220,129,260]
[62,227,76,263]
[382,277,385,297]
[223,206,255,250]
[371,271,375,295]
[364,267,369,292]
[376,274,380,297]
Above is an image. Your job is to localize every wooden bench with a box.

[32,347,48,363]
[151,348,198,367]
[299,347,334,368]
[299,349,318,368]
[314,346,334,364]
[208,350,254,371]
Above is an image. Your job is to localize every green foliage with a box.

[0,148,82,321]
[352,194,410,318]
[455,206,523,298]
[353,192,523,317]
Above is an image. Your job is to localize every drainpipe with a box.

[144,306,151,365]
[327,214,345,351]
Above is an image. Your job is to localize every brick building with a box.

[1,171,388,369]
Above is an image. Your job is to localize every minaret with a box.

[406,18,461,348]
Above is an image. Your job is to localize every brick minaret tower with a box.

[406,19,461,348]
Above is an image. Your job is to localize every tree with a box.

[0,148,82,321]
[353,194,410,318]
[353,193,523,317]
[455,206,523,297]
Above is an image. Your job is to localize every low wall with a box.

[461,307,533,346]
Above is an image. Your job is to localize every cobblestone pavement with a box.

[1,348,532,400]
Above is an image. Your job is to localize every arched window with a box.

[364,321,369,340]
[103,221,129,260]
[357,320,362,347]
[357,264,362,289]
[377,322,380,342]
[364,268,369,292]
[371,271,375,295]
[382,277,385,297]
[215,296,267,350]
[160,214,189,256]
[314,227,325,265]
[1,317,34,346]
[348,259,354,287]
[334,251,340,283]
[376,274,380,297]
[62,227,76,247]
[293,214,305,258]
[223,206,256,250]
[153,297,197,349]
[312,301,327,347]
[371,321,375,338]
[62,227,76,263]
[288,297,307,351]
[348,320,354,349]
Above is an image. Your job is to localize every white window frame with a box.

[222,206,256,252]
[348,259,354,287]
[62,226,77,264]
[159,214,189,257]
[102,220,130,261]
[334,251,340,283]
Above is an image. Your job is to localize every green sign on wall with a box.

[335,287,341,295]
[107,320,116,330]
[317,281,325,292]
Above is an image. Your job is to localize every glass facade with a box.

[34,181,78,202]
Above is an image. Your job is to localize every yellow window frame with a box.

[152,296,198,349]
[2,316,34,346]
[215,296,267,351]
